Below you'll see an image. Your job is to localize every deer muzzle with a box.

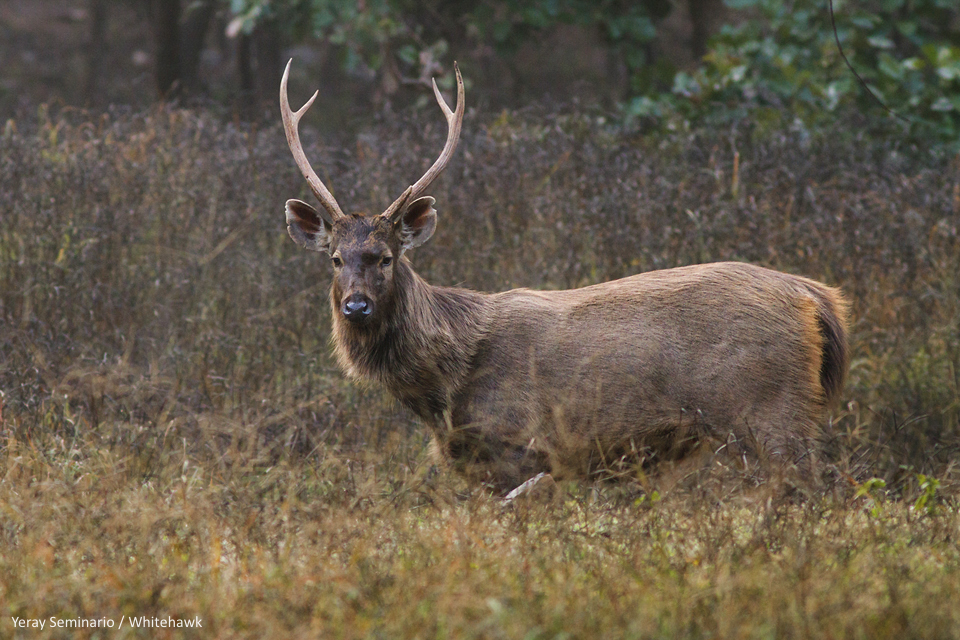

[341,294,373,323]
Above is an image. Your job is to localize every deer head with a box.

[280,60,464,327]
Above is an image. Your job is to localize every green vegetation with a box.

[1,98,959,636]
[226,0,960,144]
[661,0,960,143]
[228,0,670,85]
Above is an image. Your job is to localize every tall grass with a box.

[1,103,959,637]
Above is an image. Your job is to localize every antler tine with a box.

[383,62,465,221]
[280,59,345,222]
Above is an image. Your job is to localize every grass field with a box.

[1,105,959,638]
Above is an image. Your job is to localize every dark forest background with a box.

[2,0,958,140]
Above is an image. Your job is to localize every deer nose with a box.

[341,295,373,322]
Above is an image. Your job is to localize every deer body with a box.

[279,60,849,492]
[331,258,847,490]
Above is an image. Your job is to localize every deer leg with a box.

[735,410,825,490]
[502,472,558,504]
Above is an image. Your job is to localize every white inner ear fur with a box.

[285,199,333,253]
[398,196,437,255]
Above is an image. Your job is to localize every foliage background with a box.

[3,0,959,141]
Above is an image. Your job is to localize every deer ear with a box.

[286,199,333,253]
[397,196,437,254]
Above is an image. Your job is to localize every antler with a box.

[382,62,465,222]
[280,59,345,223]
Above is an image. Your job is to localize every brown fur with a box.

[322,230,849,491]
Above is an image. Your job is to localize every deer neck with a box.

[331,260,490,422]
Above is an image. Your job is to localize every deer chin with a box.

[333,308,385,339]
[342,312,375,329]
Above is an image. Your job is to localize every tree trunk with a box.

[689,0,724,61]
[85,0,108,105]
[237,31,254,119]
[255,18,283,109]
[180,0,216,95]
[154,0,182,98]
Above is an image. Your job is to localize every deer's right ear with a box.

[285,199,333,253]
[396,196,437,254]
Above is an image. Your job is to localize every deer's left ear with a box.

[396,196,437,254]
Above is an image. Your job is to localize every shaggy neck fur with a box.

[330,258,490,426]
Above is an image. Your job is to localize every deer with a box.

[279,60,850,495]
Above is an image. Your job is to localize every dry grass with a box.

[4,439,960,639]
[1,104,959,638]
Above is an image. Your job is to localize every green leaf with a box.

[492,19,512,43]
[312,6,335,32]
[625,95,663,118]
[879,0,907,10]
[902,57,925,71]
[868,35,895,50]
[672,72,701,97]
[878,53,904,79]
[723,0,762,9]
[825,81,845,109]
[897,20,917,38]
[397,45,417,66]
[930,96,954,111]
[850,16,877,30]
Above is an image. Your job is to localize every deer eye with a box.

[381,256,392,267]
[331,256,342,268]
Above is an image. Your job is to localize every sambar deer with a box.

[279,60,849,493]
